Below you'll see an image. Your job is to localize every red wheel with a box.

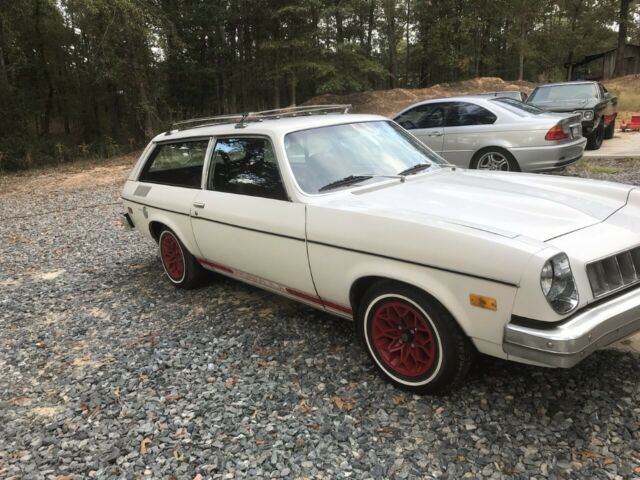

[160,230,185,282]
[370,300,438,378]
[357,282,474,394]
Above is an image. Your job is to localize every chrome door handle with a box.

[193,202,205,208]
[428,132,444,137]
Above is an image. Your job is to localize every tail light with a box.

[545,124,569,141]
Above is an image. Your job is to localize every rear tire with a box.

[586,122,604,150]
[604,120,615,140]
[357,281,474,394]
[470,148,520,172]
[158,228,205,289]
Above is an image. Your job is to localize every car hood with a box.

[327,169,632,241]
[528,98,594,111]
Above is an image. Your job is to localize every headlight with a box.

[583,110,594,121]
[540,253,579,314]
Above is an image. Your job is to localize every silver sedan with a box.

[393,96,587,172]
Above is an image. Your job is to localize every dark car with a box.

[526,81,617,150]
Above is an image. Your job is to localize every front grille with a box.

[586,247,640,298]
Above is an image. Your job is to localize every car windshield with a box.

[491,97,544,115]
[528,83,598,102]
[284,121,446,194]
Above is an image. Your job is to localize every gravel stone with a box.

[1,169,640,479]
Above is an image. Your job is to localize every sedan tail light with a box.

[545,124,569,141]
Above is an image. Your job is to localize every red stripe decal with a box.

[285,288,324,306]
[323,301,353,315]
[286,288,352,315]
[197,258,234,274]
[197,258,352,316]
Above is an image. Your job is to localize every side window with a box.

[208,137,287,201]
[395,103,446,129]
[139,140,208,188]
[599,84,607,98]
[446,102,497,127]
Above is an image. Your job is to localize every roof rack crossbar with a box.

[167,104,351,133]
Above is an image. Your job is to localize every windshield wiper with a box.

[318,175,373,192]
[397,163,432,176]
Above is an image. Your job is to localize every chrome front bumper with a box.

[503,287,640,368]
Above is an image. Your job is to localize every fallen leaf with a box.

[634,466,640,473]
[332,395,355,411]
[193,474,203,480]
[140,437,152,455]
[165,394,180,402]
[577,450,602,460]
[297,400,312,414]
[173,447,185,461]
[602,458,615,465]
[392,395,405,405]
[225,378,236,388]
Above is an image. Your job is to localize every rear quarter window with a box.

[139,140,209,188]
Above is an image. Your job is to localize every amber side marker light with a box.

[469,294,497,311]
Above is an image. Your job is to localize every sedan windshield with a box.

[528,83,598,102]
[284,121,446,194]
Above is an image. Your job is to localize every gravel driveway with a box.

[1,159,640,479]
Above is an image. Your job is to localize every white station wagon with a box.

[121,106,640,393]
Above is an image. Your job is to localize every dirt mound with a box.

[603,74,640,92]
[305,77,535,116]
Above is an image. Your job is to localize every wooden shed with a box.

[566,44,640,80]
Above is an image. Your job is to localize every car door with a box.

[441,101,498,167]
[190,136,317,298]
[394,103,446,153]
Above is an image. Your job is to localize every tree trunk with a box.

[273,77,280,109]
[518,25,525,81]
[126,32,154,138]
[565,2,581,81]
[0,18,8,88]
[288,72,297,106]
[405,0,410,87]
[34,0,54,135]
[614,0,630,77]
[383,0,398,88]
[335,3,344,44]
[366,1,375,56]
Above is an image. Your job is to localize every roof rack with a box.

[166,104,352,134]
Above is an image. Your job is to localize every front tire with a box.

[357,281,474,394]
[586,122,604,150]
[604,120,615,140]
[158,228,205,289]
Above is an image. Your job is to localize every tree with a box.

[614,0,631,76]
